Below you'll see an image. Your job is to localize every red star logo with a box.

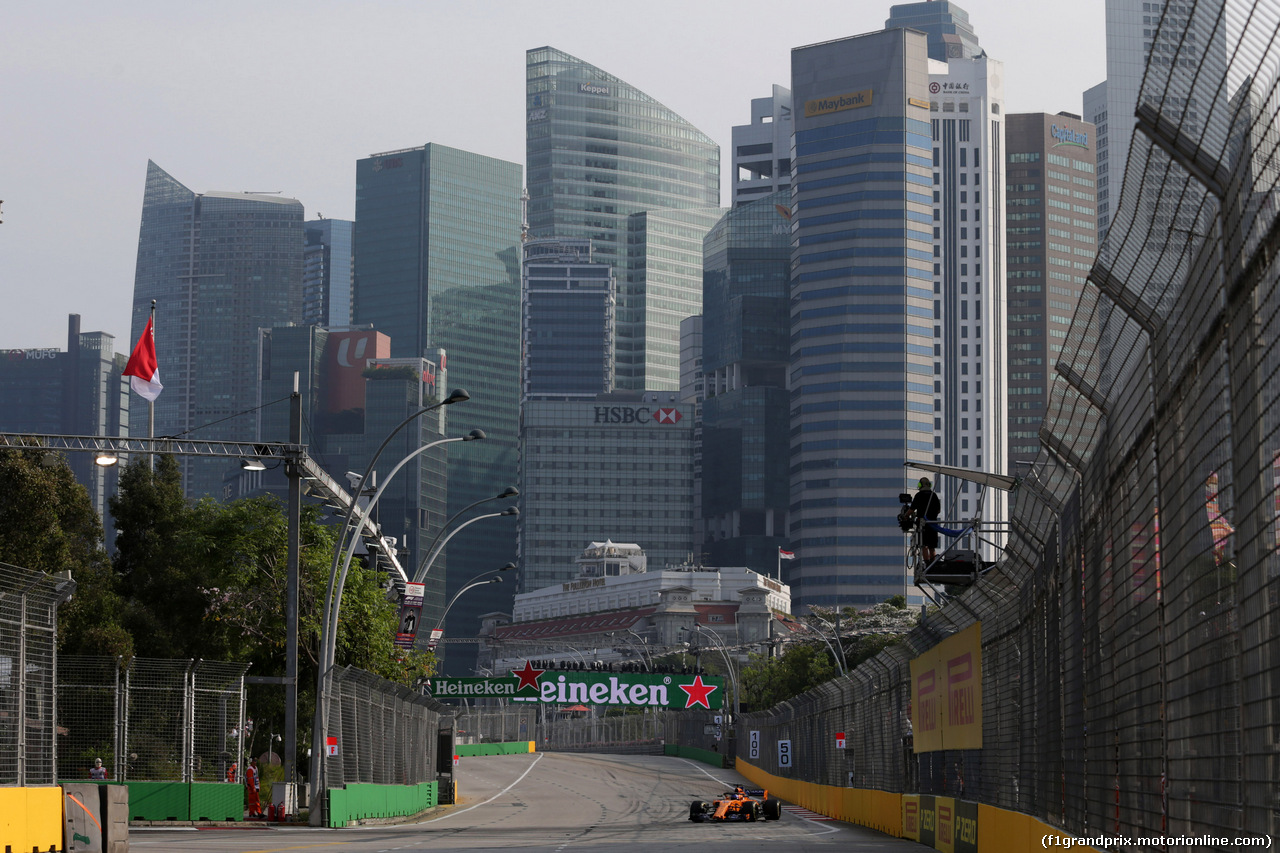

[679,675,718,709]
[511,661,545,692]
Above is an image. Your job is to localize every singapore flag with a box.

[123,316,163,402]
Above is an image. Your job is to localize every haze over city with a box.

[1,0,1104,350]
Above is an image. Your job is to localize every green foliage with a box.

[0,447,131,658]
[740,643,836,710]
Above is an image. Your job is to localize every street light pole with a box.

[432,564,515,635]
[413,487,519,582]
[685,624,740,718]
[412,507,518,584]
[311,388,469,827]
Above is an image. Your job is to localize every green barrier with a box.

[60,780,244,822]
[326,781,438,828]
[454,741,535,756]
[663,743,726,768]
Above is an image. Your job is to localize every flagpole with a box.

[776,548,780,581]
[148,299,156,473]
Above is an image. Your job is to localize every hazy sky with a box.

[0,0,1106,351]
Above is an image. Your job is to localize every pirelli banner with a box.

[910,622,982,752]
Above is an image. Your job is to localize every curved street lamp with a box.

[684,624,741,718]
[312,388,469,826]
[412,506,519,583]
[413,487,519,582]
[432,563,516,635]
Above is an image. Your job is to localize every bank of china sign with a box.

[429,663,723,710]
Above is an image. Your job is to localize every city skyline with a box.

[2,0,1107,350]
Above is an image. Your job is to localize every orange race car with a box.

[688,786,783,822]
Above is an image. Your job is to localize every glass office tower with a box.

[353,144,523,673]
[302,219,355,327]
[129,161,305,499]
[789,29,936,607]
[521,237,615,400]
[700,192,793,575]
[526,47,720,391]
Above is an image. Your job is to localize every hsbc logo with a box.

[592,406,683,425]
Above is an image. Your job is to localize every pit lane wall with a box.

[734,760,1096,853]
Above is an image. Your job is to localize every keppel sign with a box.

[429,666,723,709]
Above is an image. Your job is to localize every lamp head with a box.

[443,388,470,405]
[501,506,519,517]
[465,429,486,440]
[498,486,519,499]
[498,562,516,572]
[240,458,267,471]
[95,452,119,467]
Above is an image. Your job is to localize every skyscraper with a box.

[521,237,615,401]
[788,28,936,608]
[732,86,794,206]
[518,391,695,592]
[0,314,129,529]
[625,206,725,390]
[302,219,354,327]
[891,0,1010,528]
[129,161,304,499]
[1085,0,1228,245]
[352,144,523,671]
[525,47,720,391]
[700,192,793,574]
[1005,113,1098,469]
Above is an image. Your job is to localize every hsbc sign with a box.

[593,406,683,425]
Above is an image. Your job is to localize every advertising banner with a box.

[393,583,425,649]
[429,666,723,709]
[910,622,982,752]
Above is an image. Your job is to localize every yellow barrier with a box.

[0,787,62,852]
[733,759,1098,852]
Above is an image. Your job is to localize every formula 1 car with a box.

[688,786,782,822]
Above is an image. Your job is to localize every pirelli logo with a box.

[804,89,873,117]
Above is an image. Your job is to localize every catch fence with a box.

[0,563,73,786]
[56,655,249,783]
[318,665,449,787]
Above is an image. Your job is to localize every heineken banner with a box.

[429,663,724,709]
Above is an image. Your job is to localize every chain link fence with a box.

[56,656,249,783]
[0,563,73,786]
[319,665,449,787]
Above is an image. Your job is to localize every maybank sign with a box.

[804,89,873,118]
[1050,123,1089,149]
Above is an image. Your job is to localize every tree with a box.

[109,455,207,658]
[740,643,836,710]
[0,447,131,657]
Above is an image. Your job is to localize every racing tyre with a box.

[748,801,762,821]
[763,798,782,820]
[689,801,708,822]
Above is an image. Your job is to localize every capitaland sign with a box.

[1050,124,1089,149]
[592,406,683,425]
[804,89,873,117]
[430,664,723,709]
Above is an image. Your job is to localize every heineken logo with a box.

[429,663,722,709]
